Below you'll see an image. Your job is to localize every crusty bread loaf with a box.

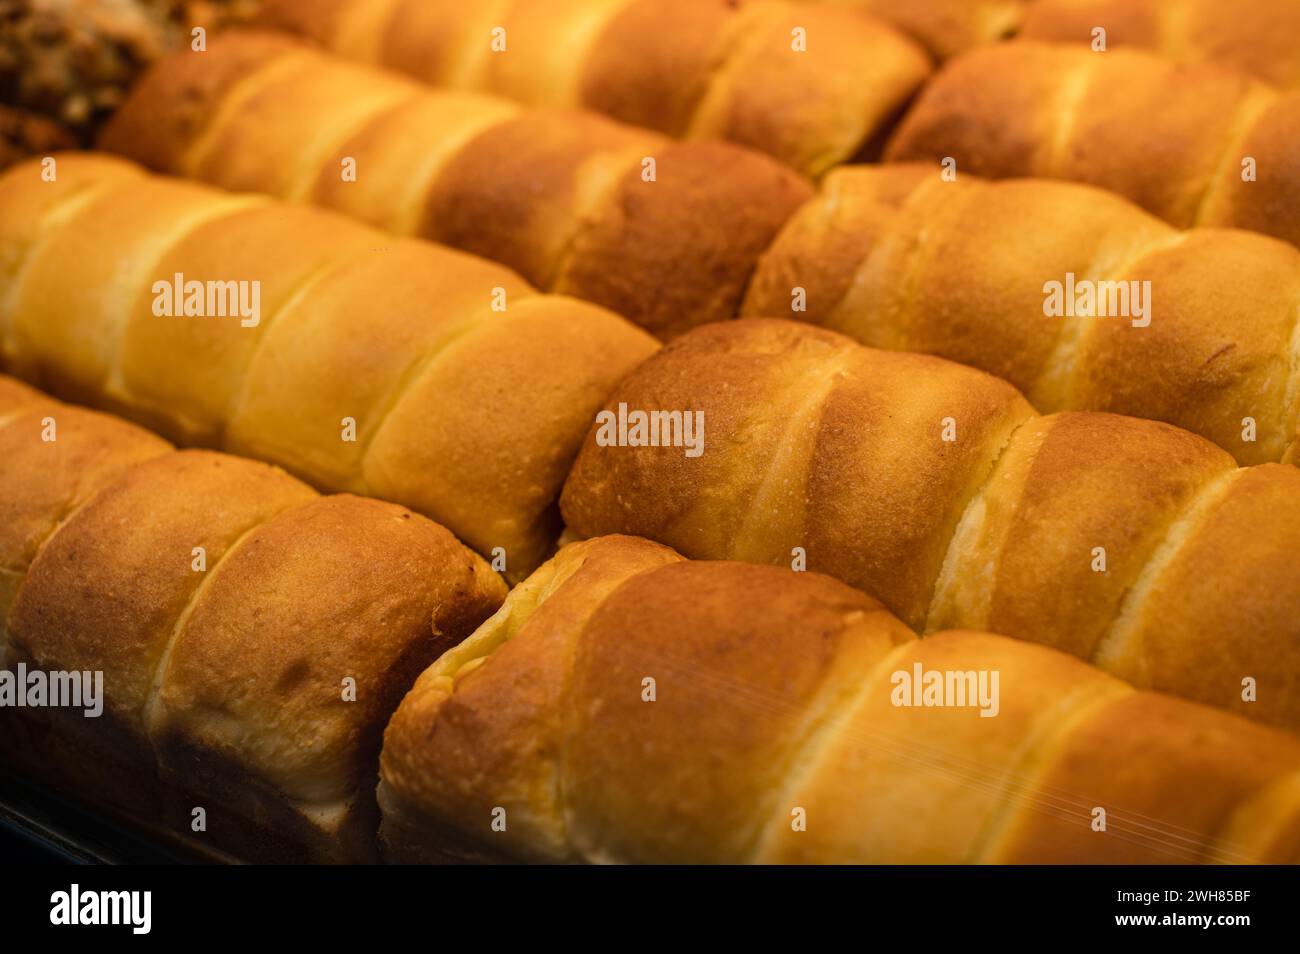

[1022,0,1300,88]
[0,376,506,862]
[559,320,1300,733]
[380,535,1300,864]
[744,163,1300,465]
[886,42,1300,250]
[813,0,1031,59]
[99,30,812,340]
[0,152,658,578]
[252,0,931,177]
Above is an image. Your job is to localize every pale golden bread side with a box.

[1093,464,1300,728]
[758,631,1131,863]
[985,690,1300,864]
[0,152,144,316]
[116,202,383,446]
[6,175,260,405]
[929,412,1234,659]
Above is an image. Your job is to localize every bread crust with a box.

[0,378,507,861]
[555,140,812,339]
[101,32,814,339]
[99,30,310,174]
[1023,0,1300,89]
[831,0,1030,59]
[0,152,657,579]
[256,0,931,176]
[561,319,1035,628]
[380,538,1300,863]
[560,320,1300,733]
[886,43,1300,249]
[746,164,1300,464]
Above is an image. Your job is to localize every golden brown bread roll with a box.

[813,0,1031,58]
[886,42,1300,250]
[0,376,506,861]
[744,164,1300,465]
[0,152,657,578]
[0,376,172,648]
[1022,0,1300,88]
[97,36,1297,461]
[559,320,1300,733]
[379,535,1300,863]
[252,0,931,177]
[98,30,812,340]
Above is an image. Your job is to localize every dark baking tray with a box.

[0,767,231,864]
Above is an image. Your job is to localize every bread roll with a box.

[815,0,1031,58]
[886,42,1300,250]
[559,320,1300,732]
[380,535,1300,863]
[100,39,1299,464]
[744,163,1300,465]
[0,376,506,862]
[253,0,932,177]
[1023,0,1300,88]
[0,152,658,578]
[99,30,813,340]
